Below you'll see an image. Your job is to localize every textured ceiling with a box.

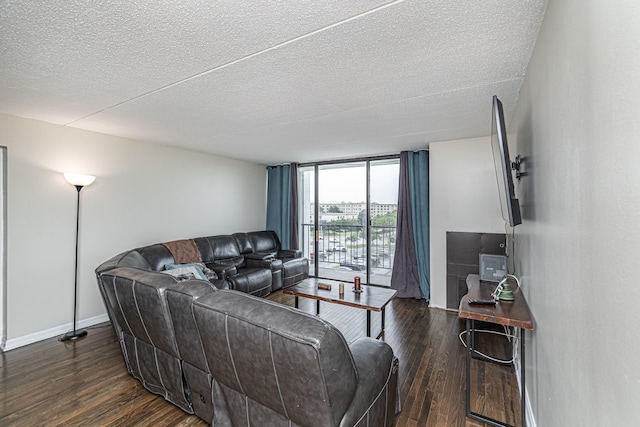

[0,0,548,165]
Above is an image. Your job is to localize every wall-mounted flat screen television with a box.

[491,95,522,227]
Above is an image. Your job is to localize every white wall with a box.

[510,0,640,425]
[429,137,505,308]
[0,147,5,349]
[0,113,267,348]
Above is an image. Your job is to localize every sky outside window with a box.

[318,162,399,204]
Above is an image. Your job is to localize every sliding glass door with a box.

[318,162,367,283]
[299,166,316,277]
[368,159,399,286]
[299,157,399,286]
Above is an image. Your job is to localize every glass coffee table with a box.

[283,278,397,339]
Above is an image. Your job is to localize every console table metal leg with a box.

[465,319,525,427]
[366,310,371,337]
[465,319,472,418]
[294,296,299,309]
[316,300,320,315]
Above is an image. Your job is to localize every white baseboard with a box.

[525,388,536,427]
[1,313,110,352]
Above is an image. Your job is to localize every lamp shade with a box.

[64,173,95,187]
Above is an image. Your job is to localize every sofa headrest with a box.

[138,244,175,271]
[248,230,280,253]
[192,290,357,426]
[95,249,152,274]
[194,235,241,263]
[232,232,253,255]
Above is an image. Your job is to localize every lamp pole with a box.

[60,173,95,342]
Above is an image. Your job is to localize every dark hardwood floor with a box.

[0,290,520,426]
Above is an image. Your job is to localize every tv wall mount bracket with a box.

[511,155,527,180]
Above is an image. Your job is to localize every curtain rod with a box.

[298,153,401,167]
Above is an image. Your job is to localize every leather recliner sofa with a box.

[95,230,399,426]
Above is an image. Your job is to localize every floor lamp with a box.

[60,173,95,342]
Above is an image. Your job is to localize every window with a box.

[299,156,399,286]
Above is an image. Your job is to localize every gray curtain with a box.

[390,150,430,300]
[289,163,299,250]
[266,164,299,250]
[266,165,291,249]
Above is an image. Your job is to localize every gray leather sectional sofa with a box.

[95,230,399,426]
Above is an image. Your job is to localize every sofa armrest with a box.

[244,252,277,261]
[208,262,238,280]
[245,257,283,271]
[278,249,302,258]
[339,338,399,427]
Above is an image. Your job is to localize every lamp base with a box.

[60,329,88,342]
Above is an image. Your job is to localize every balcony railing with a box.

[301,223,395,285]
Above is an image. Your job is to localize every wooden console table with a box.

[458,274,534,427]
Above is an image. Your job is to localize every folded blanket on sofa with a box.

[162,239,201,264]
